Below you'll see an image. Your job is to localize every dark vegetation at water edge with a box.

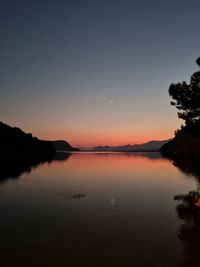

[0,121,55,160]
[0,121,79,156]
[0,121,77,180]
[160,57,200,265]
[0,121,55,180]
[161,122,200,173]
[160,57,200,165]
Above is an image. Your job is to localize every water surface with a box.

[0,152,197,266]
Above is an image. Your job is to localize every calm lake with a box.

[0,152,198,267]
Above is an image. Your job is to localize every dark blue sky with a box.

[0,0,200,146]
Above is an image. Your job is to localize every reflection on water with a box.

[0,152,198,266]
[172,159,200,267]
[0,152,71,182]
[174,191,200,239]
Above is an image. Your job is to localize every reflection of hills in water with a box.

[0,157,47,181]
[54,152,71,161]
[174,189,200,267]
[88,152,166,160]
[173,159,200,266]
[0,152,165,183]
[0,152,71,182]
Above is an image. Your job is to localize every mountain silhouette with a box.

[51,140,79,152]
[92,140,170,152]
[0,122,76,181]
[0,121,55,160]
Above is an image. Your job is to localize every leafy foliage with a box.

[169,57,200,124]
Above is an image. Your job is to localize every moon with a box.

[110,99,114,104]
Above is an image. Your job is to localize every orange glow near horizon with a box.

[35,130,174,148]
[6,96,180,148]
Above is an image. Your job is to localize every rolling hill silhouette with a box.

[0,121,55,159]
[92,140,170,152]
[52,140,79,152]
[0,122,77,180]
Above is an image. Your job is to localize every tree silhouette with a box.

[169,57,200,125]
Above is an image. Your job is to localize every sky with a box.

[0,0,200,147]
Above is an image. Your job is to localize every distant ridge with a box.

[92,140,170,152]
[51,140,80,152]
